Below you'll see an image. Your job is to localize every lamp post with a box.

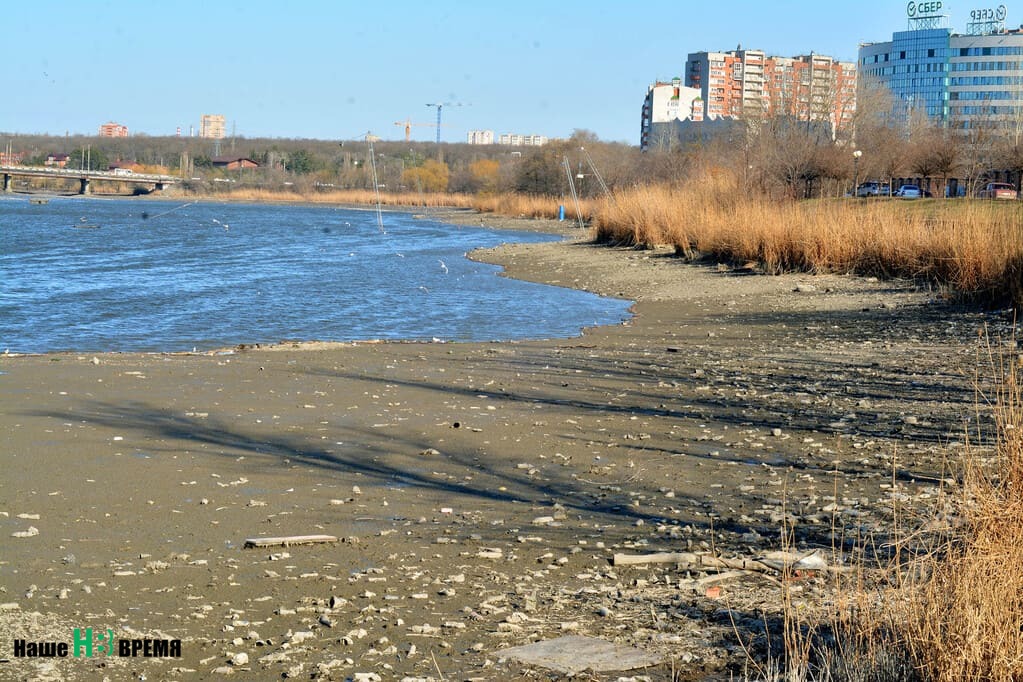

[852,149,862,197]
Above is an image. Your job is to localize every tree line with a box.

[5,83,1022,200]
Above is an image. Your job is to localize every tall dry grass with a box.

[889,342,1023,680]
[471,193,600,221]
[593,172,1023,305]
[189,186,478,209]
[760,340,1023,681]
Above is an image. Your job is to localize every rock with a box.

[289,631,315,644]
[230,652,249,666]
[12,526,39,538]
[420,448,441,456]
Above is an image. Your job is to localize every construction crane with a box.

[424,102,467,144]
[393,118,444,142]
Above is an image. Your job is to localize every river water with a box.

[0,195,632,353]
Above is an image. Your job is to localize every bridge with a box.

[0,165,183,195]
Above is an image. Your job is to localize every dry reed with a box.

[471,193,599,221]
[593,172,1023,306]
[188,186,477,209]
[760,338,1023,681]
[888,340,1023,680]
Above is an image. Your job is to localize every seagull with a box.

[395,252,405,258]
[438,259,448,274]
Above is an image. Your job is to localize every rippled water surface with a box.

[0,196,632,353]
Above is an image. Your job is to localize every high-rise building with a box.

[467,130,495,145]
[99,122,129,137]
[858,5,1023,134]
[640,78,703,150]
[200,114,226,139]
[684,48,856,135]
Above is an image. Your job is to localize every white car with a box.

[895,184,922,198]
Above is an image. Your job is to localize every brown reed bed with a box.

[592,174,1023,306]
[768,339,1023,681]
[471,193,600,221]
[189,186,477,209]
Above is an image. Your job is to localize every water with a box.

[0,195,632,353]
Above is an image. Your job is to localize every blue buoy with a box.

[558,205,565,221]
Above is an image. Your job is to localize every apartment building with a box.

[99,121,129,137]
[497,134,548,146]
[467,130,495,145]
[200,114,226,139]
[640,78,703,150]
[685,48,856,134]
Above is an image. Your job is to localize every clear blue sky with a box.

[1,1,1008,145]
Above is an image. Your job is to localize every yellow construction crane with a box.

[393,118,444,142]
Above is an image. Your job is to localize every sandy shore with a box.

[0,212,1009,681]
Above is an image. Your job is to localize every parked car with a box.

[855,181,892,197]
[894,184,922,198]
[978,182,1018,200]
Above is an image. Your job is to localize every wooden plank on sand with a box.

[243,534,338,549]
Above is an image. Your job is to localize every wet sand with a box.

[0,213,1006,681]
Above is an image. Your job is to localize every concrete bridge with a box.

[0,165,183,194]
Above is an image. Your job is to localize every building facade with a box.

[99,122,129,137]
[858,7,1023,134]
[640,78,703,150]
[467,130,495,145]
[497,134,548,146]
[200,114,227,139]
[684,49,856,135]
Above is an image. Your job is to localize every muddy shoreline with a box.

[0,211,1011,681]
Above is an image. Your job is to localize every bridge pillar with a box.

[79,177,91,195]
[2,173,11,193]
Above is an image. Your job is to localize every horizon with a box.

[2,1,1011,144]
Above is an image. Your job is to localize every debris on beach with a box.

[498,635,661,674]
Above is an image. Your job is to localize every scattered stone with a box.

[498,635,662,674]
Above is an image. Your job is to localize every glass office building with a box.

[859,24,1023,132]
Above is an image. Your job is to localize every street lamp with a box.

[852,149,862,197]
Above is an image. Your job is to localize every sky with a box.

[2,1,1013,145]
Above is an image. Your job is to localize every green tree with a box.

[287,149,322,175]
[67,147,109,171]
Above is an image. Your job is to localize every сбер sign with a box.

[908,1,944,16]
[969,5,1008,21]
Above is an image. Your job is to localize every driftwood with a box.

[243,534,338,549]
[612,549,844,573]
